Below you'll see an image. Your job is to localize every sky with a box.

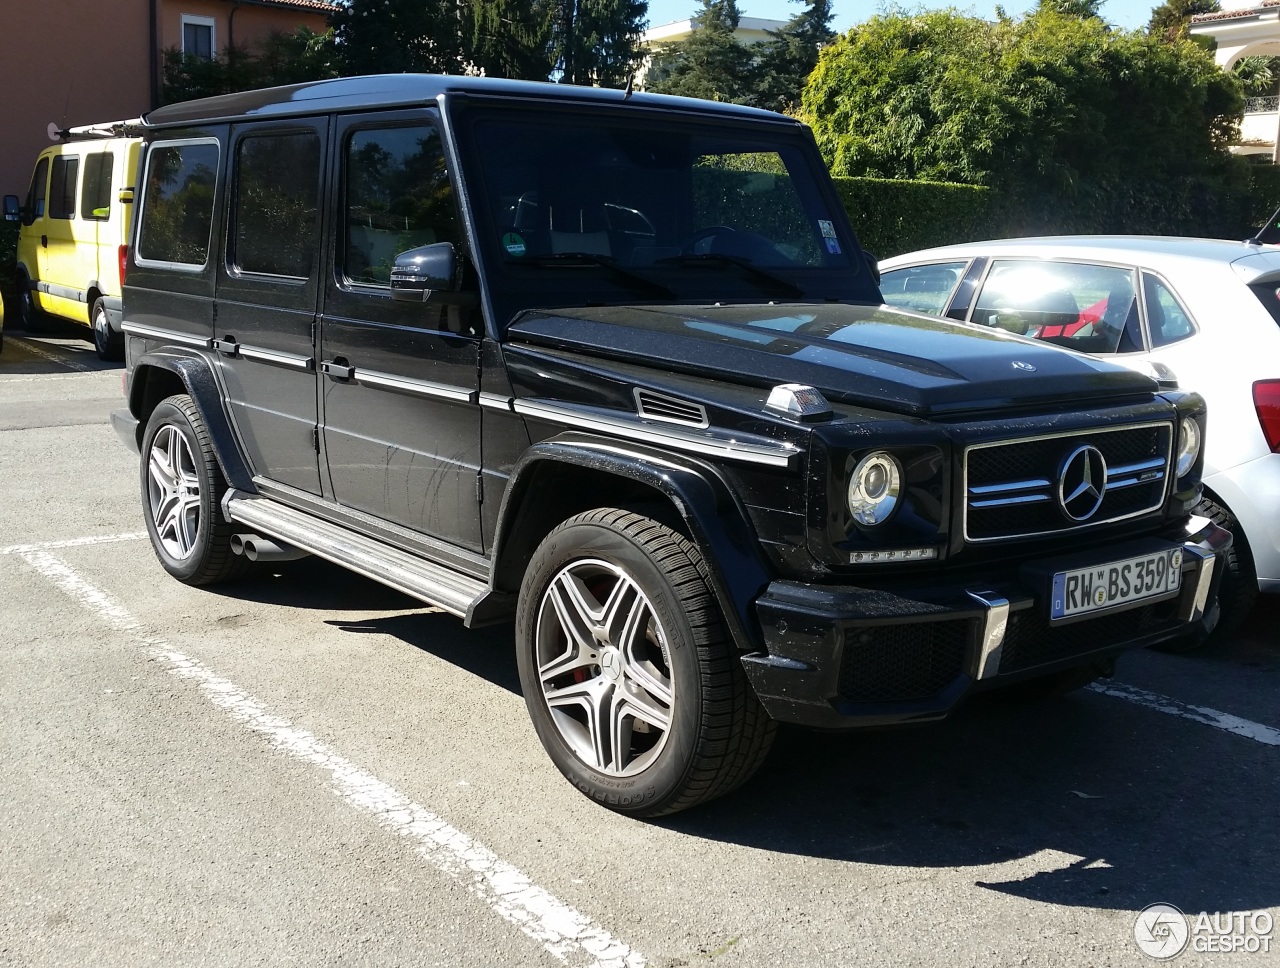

[645,0,1159,34]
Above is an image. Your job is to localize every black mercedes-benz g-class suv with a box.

[112,75,1229,817]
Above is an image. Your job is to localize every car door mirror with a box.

[390,242,461,303]
[2,195,20,223]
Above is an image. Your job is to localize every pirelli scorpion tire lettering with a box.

[140,394,248,586]
[515,508,777,817]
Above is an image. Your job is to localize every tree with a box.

[751,0,836,113]
[646,0,757,103]
[330,0,465,76]
[1234,56,1280,97]
[1148,0,1219,43]
[1037,0,1105,19]
[468,0,556,79]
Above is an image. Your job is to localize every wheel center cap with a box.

[599,647,623,682]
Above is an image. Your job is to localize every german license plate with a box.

[1051,548,1183,620]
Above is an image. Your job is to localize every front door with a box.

[215,119,329,494]
[319,110,484,552]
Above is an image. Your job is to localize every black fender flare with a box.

[129,348,255,492]
[490,433,774,652]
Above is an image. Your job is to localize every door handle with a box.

[320,359,354,380]
[41,235,47,248]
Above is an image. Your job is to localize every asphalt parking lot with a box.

[2,322,1278,968]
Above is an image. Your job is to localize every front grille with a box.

[998,601,1181,674]
[838,620,972,703]
[965,422,1172,542]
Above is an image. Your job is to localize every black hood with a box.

[505,302,1157,418]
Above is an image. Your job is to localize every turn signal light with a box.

[1255,381,1280,453]
[118,245,128,287]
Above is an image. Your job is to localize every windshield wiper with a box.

[656,253,806,299]
[522,253,677,299]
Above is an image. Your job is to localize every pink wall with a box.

[159,0,332,58]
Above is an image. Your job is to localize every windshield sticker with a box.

[824,237,842,255]
[818,219,837,239]
[502,232,527,257]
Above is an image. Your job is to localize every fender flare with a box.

[129,348,255,492]
[491,433,775,652]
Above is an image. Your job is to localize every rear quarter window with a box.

[1248,282,1280,328]
[137,140,220,268]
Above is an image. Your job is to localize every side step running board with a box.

[222,489,494,621]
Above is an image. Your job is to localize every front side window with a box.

[1142,273,1196,347]
[232,132,321,278]
[26,157,49,219]
[972,260,1143,353]
[137,141,219,267]
[81,152,115,221]
[880,261,969,315]
[49,156,79,220]
[343,124,460,287]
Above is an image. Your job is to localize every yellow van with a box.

[3,123,141,360]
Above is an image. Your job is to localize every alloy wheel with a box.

[146,425,202,560]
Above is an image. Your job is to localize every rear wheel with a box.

[140,394,247,586]
[91,297,124,361]
[516,508,776,817]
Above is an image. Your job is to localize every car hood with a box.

[505,302,1156,417]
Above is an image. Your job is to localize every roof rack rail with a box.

[51,118,144,142]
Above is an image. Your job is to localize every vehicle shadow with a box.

[0,315,121,374]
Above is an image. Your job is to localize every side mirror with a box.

[390,242,461,303]
[863,250,881,286]
[2,195,20,223]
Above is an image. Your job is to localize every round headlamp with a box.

[848,451,902,526]
[1176,417,1201,478]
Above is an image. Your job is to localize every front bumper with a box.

[741,517,1232,729]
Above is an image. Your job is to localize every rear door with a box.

[318,110,484,551]
[214,119,329,494]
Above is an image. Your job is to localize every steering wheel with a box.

[682,225,738,255]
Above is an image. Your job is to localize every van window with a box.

[27,157,49,219]
[232,132,321,278]
[49,156,79,220]
[343,124,460,287]
[138,142,219,267]
[81,152,116,221]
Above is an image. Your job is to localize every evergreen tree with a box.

[331,0,465,76]
[469,0,556,79]
[751,0,835,113]
[1148,0,1219,43]
[549,0,649,87]
[646,0,756,102]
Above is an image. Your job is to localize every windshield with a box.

[455,104,878,323]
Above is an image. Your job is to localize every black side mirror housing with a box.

[862,249,881,286]
[390,242,462,303]
[2,195,20,223]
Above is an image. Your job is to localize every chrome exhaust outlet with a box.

[231,533,309,562]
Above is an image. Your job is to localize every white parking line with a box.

[5,335,96,373]
[13,548,647,968]
[1,532,146,555]
[1089,681,1280,747]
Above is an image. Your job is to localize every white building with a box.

[1191,1,1280,159]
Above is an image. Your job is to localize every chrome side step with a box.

[221,489,490,620]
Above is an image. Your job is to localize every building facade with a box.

[1190,1,1280,160]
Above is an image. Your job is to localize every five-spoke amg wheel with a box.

[140,394,246,585]
[516,508,776,817]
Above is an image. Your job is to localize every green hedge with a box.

[832,176,1002,259]
[1248,165,1280,228]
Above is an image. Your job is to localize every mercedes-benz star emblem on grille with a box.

[1058,444,1108,521]
[1011,361,1037,371]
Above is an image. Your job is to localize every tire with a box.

[140,394,248,586]
[515,508,776,817]
[1155,495,1258,653]
[18,280,45,333]
[91,297,124,361]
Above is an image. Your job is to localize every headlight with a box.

[848,451,902,526]
[1176,417,1201,478]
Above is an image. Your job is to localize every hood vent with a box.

[634,388,709,428]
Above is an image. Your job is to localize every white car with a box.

[880,236,1280,642]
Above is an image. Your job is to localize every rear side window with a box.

[26,157,49,219]
[81,152,115,221]
[49,156,79,220]
[1248,282,1280,327]
[138,141,219,267]
[880,262,968,315]
[1142,273,1196,347]
[232,131,322,278]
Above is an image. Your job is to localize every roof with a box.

[880,235,1280,271]
[1191,1,1280,24]
[239,0,340,12]
[142,73,795,128]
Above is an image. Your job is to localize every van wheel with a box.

[140,394,247,586]
[515,508,776,817]
[19,283,45,333]
[91,298,124,361]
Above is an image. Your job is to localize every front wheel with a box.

[140,394,247,585]
[19,283,45,333]
[516,508,776,817]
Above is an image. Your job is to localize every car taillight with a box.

[118,245,128,287]
[1255,380,1280,453]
